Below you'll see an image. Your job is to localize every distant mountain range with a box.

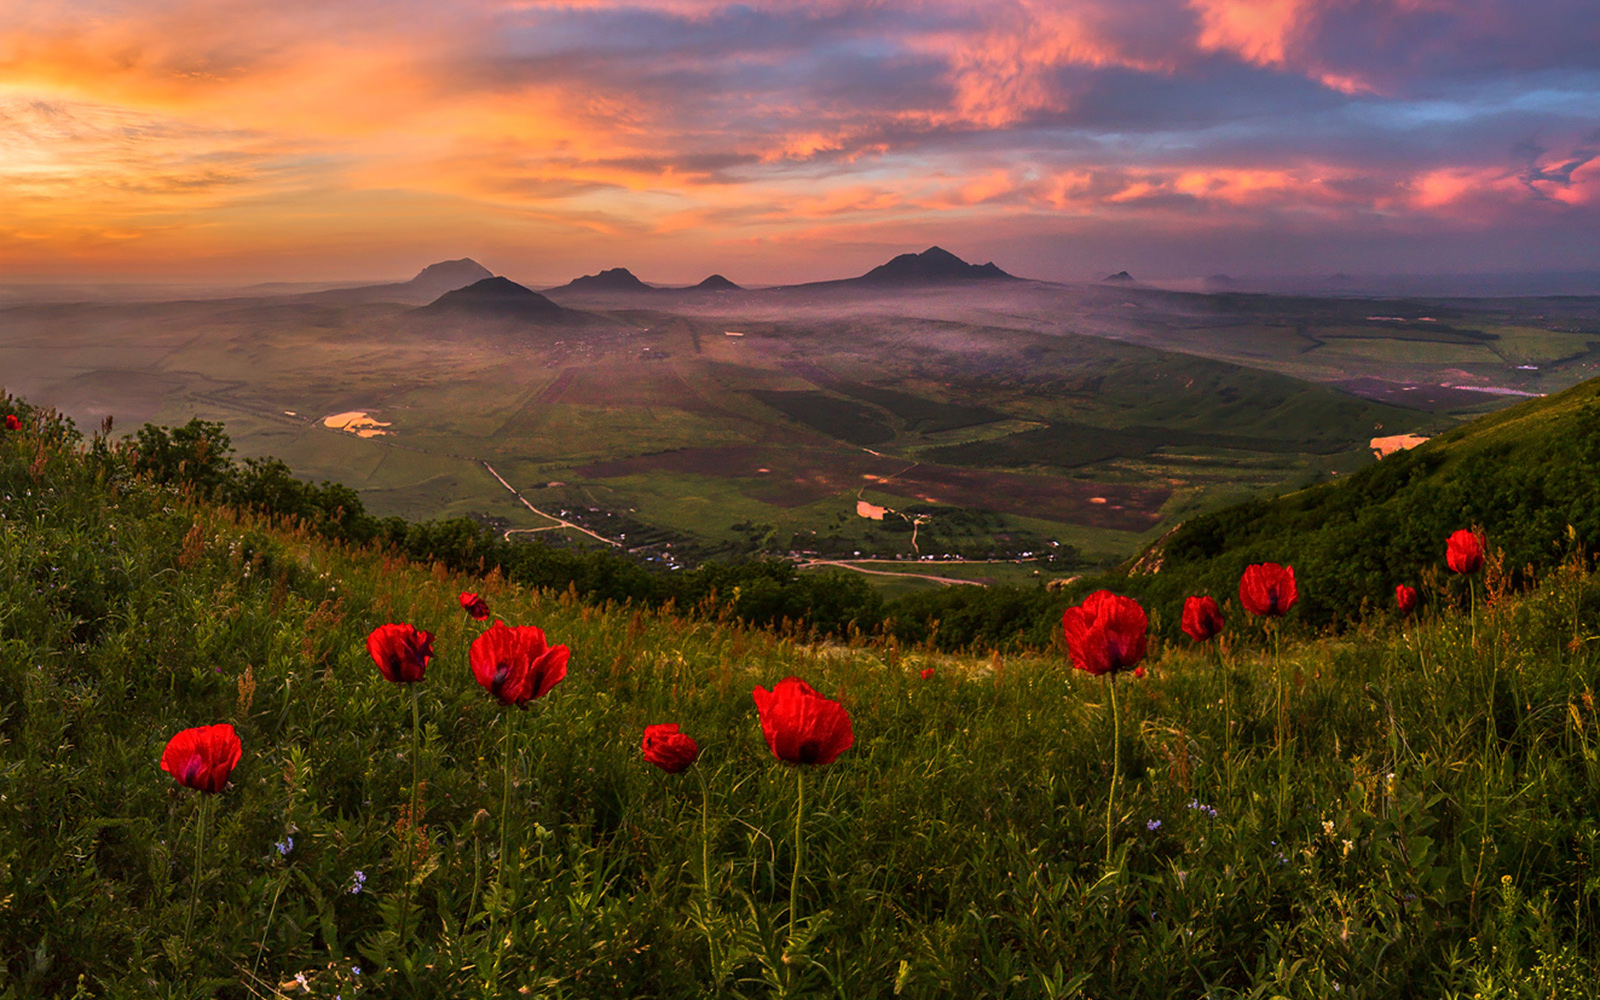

[301,258,494,305]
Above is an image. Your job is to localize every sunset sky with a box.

[2,0,1597,284]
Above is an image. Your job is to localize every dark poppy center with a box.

[183,754,206,788]
[490,661,510,698]
[796,739,822,764]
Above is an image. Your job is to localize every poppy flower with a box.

[1395,585,1418,615]
[1061,590,1148,676]
[1239,563,1297,617]
[1446,529,1485,574]
[752,677,854,766]
[459,592,490,621]
[641,724,700,774]
[366,623,434,684]
[160,724,242,793]
[469,620,568,707]
[1133,666,1147,679]
[920,667,935,680]
[3,415,18,431]
[1181,595,1224,642]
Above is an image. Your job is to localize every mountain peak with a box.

[858,246,1015,285]
[1102,270,1135,282]
[405,258,495,295]
[559,267,654,292]
[696,274,741,291]
[416,276,569,321]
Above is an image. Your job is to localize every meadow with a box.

[7,402,1600,998]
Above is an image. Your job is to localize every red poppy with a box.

[920,667,935,680]
[1133,666,1147,679]
[3,415,18,431]
[1395,585,1418,615]
[160,724,242,793]
[1446,529,1485,574]
[752,677,854,766]
[469,620,568,707]
[1181,595,1224,642]
[459,592,491,621]
[1061,590,1148,676]
[641,724,700,773]
[366,623,434,684]
[1239,563,1297,617]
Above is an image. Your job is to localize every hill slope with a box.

[1128,373,1600,625]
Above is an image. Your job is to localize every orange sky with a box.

[3,0,1597,284]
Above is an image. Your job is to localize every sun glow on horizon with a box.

[2,0,1597,282]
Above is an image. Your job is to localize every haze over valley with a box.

[6,248,1597,585]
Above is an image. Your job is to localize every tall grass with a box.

[5,403,1600,998]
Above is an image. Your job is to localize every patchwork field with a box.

[4,277,1597,569]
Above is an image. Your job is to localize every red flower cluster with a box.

[1061,590,1148,676]
[160,724,242,793]
[641,724,700,773]
[752,677,854,766]
[1395,585,1418,615]
[1181,595,1224,642]
[1239,563,1297,617]
[1446,529,1485,574]
[3,415,18,432]
[459,592,491,621]
[366,623,434,684]
[470,620,569,707]
[920,667,935,681]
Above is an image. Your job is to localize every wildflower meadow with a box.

[6,397,1600,998]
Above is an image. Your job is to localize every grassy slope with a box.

[1128,374,1600,629]
[9,406,1600,997]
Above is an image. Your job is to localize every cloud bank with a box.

[2,0,1596,281]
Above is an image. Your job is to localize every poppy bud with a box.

[160,724,242,794]
[752,677,854,766]
[459,592,491,621]
[469,620,568,707]
[641,724,700,773]
[1446,529,1485,575]
[1395,585,1418,615]
[1061,590,1148,676]
[1181,595,1224,642]
[366,623,434,684]
[1239,563,1297,617]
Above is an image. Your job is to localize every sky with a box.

[2,0,1597,285]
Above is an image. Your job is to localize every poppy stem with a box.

[1273,623,1287,827]
[183,793,210,951]
[789,767,805,979]
[492,707,516,955]
[1106,673,1120,871]
[695,764,713,903]
[399,683,422,945]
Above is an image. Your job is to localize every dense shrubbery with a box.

[13,391,1600,997]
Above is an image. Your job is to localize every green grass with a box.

[10,403,1600,997]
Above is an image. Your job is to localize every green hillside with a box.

[1126,373,1600,628]
[9,391,1600,997]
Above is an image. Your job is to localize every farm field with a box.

[4,274,1598,569]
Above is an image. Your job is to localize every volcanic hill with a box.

[415,276,573,322]
[551,267,655,293]
[855,246,1016,285]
